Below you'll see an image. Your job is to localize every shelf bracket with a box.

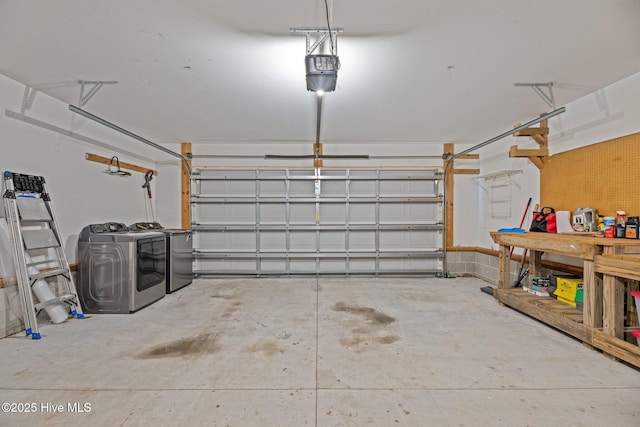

[78,80,118,107]
[514,82,556,110]
[290,27,343,55]
[510,114,550,169]
[20,85,37,114]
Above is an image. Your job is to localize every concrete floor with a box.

[0,277,639,426]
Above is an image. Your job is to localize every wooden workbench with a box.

[490,231,640,368]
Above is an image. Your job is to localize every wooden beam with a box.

[456,154,480,160]
[453,169,480,175]
[513,127,549,137]
[85,153,157,175]
[313,143,323,168]
[531,134,547,146]
[513,116,549,147]
[181,142,192,230]
[595,254,640,281]
[591,329,640,368]
[509,146,549,157]
[444,143,454,248]
[528,156,547,170]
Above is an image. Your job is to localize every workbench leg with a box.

[597,246,622,337]
[602,273,625,339]
[497,244,510,290]
[583,260,603,331]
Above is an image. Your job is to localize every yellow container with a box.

[554,277,583,305]
[557,296,577,307]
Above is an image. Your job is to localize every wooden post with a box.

[497,243,511,289]
[583,260,603,331]
[313,143,323,168]
[181,142,192,230]
[602,273,625,339]
[444,143,454,248]
[601,246,623,339]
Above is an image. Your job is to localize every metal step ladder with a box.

[2,171,84,339]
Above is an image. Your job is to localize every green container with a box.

[575,288,584,303]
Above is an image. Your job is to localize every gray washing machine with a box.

[77,222,166,313]
[129,222,192,293]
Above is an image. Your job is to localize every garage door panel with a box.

[378,203,433,222]
[319,204,345,224]
[350,180,376,196]
[290,182,314,195]
[290,204,315,224]
[259,260,287,273]
[379,258,439,271]
[379,230,441,250]
[259,204,286,224]
[197,259,257,273]
[347,259,376,273]
[196,230,256,251]
[260,231,285,250]
[199,178,254,196]
[259,180,285,196]
[319,231,346,251]
[348,231,375,249]
[290,231,316,250]
[289,259,316,273]
[349,203,376,223]
[319,259,346,273]
[193,203,255,224]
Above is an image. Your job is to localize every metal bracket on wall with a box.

[290,27,343,55]
[77,80,118,107]
[514,82,556,110]
[20,86,37,114]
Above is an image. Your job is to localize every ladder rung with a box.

[19,219,54,224]
[22,229,60,250]
[34,294,76,311]
[26,259,59,267]
[29,268,69,281]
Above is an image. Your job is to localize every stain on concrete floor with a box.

[247,340,284,356]
[135,333,221,359]
[333,302,400,352]
[332,302,395,325]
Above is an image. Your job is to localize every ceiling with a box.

[1,0,639,150]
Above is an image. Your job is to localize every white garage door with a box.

[191,168,443,276]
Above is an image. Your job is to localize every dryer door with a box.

[136,237,166,291]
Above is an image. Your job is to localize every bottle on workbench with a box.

[615,211,627,238]
[625,216,639,239]
[603,216,615,238]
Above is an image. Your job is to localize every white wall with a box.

[0,74,162,263]
[471,71,640,250]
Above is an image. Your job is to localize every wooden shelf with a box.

[494,288,588,341]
